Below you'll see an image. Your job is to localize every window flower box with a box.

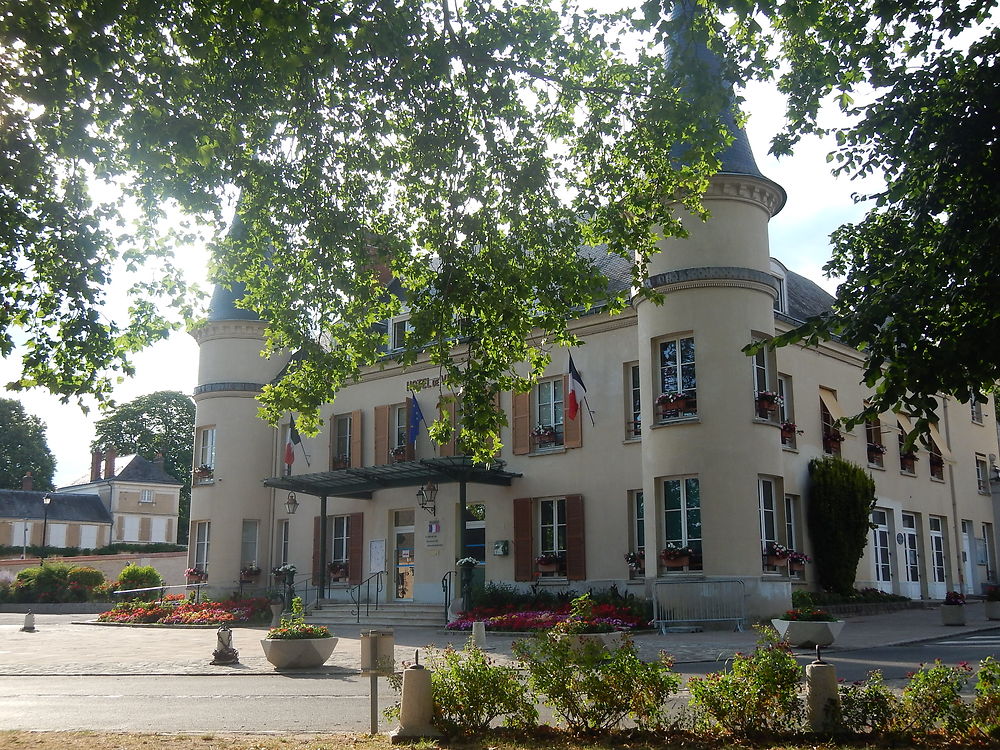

[660,545,693,568]
[780,422,798,441]
[656,392,690,419]
[536,553,564,574]
[240,564,262,582]
[900,451,918,473]
[823,431,844,453]
[755,390,783,417]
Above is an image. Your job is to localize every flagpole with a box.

[583,395,596,427]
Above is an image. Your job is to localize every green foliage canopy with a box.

[0,398,56,490]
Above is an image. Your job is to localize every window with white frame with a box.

[657,337,696,421]
[332,414,352,468]
[139,489,154,504]
[276,519,290,566]
[777,374,795,446]
[390,317,412,350]
[626,363,641,439]
[465,504,486,563]
[194,521,211,571]
[759,478,777,549]
[392,404,408,450]
[534,378,564,448]
[752,346,768,395]
[539,497,566,574]
[629,489,645,554]
[241,519,259,567]
[197,427,216,469]
[976,454,990,493]
[929,516,946,583]
[929,441,945,480]
[971,399,984,424]
[663,477,701,569]
[866,419,885,467]
[821,401,841,456]
[784,495,798,551]
[331,515,350,564]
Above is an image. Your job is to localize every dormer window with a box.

[769,258,788,314]
[389,316,412,350]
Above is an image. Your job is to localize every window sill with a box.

[930,476,945,483]
[623,437,641,445]
[752,416,779,426]
[867,463,885,471]
[529,447,566,457]
[781,444,798,453]
[535,577,569,586]
[900,470,916,477]
[979,489,992,496]
[652,417,700,429]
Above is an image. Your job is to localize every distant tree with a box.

[807,456,876,596]
[0,398,56,490]
[92,391,195,543]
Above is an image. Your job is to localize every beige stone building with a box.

[58,452,182,545]
[187,128,1000,620]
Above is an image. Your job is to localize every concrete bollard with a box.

[806,648,840,732]
[19,611,36,633]
[471,621,486,649]
[390,663,441,741]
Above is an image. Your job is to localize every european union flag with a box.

[408,393,425,445]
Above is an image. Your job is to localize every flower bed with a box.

[446,602,647,632]
[97,597,270,625]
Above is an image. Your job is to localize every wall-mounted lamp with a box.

[416,481,438,516]
[285,491,299,515]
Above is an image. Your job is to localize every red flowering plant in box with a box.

[777,606,837,622]
[446,600,646,632]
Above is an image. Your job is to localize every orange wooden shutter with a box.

[438,397,457,457]
[512,391,530,455]
[350,409,363,467]
[348,512,364,584]
[563,374,582,448]
[312,515,323,584]
[513,497,534,581]
[374,404,389,465]
[565,494,586,580]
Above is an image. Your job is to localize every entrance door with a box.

[928,516,947,599]
[962,520,976,594]
[871,509,893,593]
[900,513,921,599]
[393,509,415,601]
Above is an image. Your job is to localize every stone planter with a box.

[771,618,845,647]
[940,605,966,626]
[260,637,338,669]
[986,601,1000,621]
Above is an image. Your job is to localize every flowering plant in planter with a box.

[535,553,564,566]
[193,465,214,478]
[185,566,206,580]
[266,596,332,640]
[943,590,966,605]
[624,551,645,570]
[656,391,688,406]
[786,550,811,565]
[530,424,557,439]
[240,563,262,578]
[659,543,693,561]
[765,542,791,559]
[823,430,845,443]
[780,421,801,435]
[272,563,297,579]
[868,442,888,455]
[456,557,479,567]
[755,390,784,407]
[776,606,837,622]
[327,561,349,577]
[390,445,408,459]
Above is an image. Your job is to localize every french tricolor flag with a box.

[567,354,586,421]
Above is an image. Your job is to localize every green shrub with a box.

[687,626,803,736]
[973,656,1000,737]
[116,563,162,599]
[424,641,537,735]
[899,659,973,734]
[807,456,876,595]
[513,631,680,732]
[67,566,104,588]
[837,670,900,734]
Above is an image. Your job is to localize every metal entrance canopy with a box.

[263,455,521,499]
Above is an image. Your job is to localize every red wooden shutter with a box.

[350,409,363,467]
[563,374,583,448]
[512,391,530,455]
[513,497,534,581]
[348,512,364,584]
[565,494,586,580]
[312,515,322,584]
[374,404,389,465]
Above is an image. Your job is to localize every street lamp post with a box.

[40,495,51,561]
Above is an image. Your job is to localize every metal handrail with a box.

[350,570,385,624]
[441,570,454,624]
[112,583,205,604]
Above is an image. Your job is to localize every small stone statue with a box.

[211,623,239,665]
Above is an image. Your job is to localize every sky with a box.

[0,54,883,489]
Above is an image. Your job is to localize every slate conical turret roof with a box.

[207,213,261,323]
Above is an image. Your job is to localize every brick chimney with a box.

[103,449,117,480]
[90,450,103,481]
[21,471,32,491]
[153,452,166,470]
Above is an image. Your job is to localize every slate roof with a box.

[62,455,182,490]
[0,491,112,524]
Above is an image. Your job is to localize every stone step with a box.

[307,601,447,629]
